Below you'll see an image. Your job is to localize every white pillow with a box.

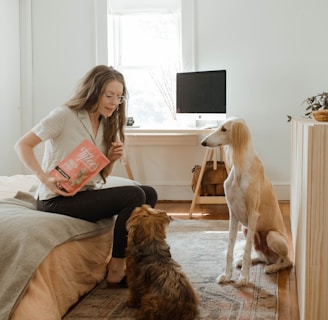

[102,176,141,188]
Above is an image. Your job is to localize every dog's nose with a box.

[201,141,207,146]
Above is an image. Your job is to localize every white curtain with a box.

[108,0,181,13]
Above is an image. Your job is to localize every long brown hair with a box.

[64,65,127,178]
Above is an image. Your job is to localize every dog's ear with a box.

[127,205,150,231]
[230,120,251,167]
[156,210,171,225]
[230,121,250,147]
[151,210,170,241]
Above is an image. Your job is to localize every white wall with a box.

[114,0,328,200]
[6,0,328,199]
[0,0,22,175]
[192,0,328,189]
[30,0,102,122]
[19,0,109,163]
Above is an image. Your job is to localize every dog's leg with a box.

[217,214,239,284]
[239,230,269,266]
[126,286,140,308]
[236,212,259,286]
[264,231,293,273]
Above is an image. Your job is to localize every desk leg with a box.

[189,147,228,219]
[123,159,135,180]
[189,148,212,218]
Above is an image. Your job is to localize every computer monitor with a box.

[176,70,226,127]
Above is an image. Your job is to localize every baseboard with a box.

[272,182,290,201]
[155,182,290,201]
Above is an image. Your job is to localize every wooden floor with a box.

[155,201,300,320]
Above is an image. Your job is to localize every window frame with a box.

[108,10,183,125]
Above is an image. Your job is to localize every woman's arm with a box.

[103,141,124,177]
[15,132,46,181]
[14,131,74,196]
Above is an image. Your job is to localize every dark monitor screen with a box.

[176,70,226,114]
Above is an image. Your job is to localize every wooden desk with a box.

[123,126,229,211]
[123,126,215,181]
[124,127,215,135]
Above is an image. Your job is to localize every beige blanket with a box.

[0,192,113,320]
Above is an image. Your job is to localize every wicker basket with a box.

[191,161,227,196]
[312,110,328,122]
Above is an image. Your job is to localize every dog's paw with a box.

[235,274,249,287]
[216,273,232,284]
[126,299,139,308]
[264,264,280,274]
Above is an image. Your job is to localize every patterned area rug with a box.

[64,219,278,320]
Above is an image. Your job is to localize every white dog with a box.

[201,117,292,286]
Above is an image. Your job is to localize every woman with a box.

[15,65,158,287]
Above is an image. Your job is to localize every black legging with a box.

[37,185,158,258]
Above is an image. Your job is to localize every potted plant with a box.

[288,92,328,122]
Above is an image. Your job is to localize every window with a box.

[108,11,181,126]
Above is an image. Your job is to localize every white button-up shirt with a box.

[32,106,107,200]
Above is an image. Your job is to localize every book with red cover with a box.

[49,140,109,194]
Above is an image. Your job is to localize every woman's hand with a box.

[41,175,77,197]
[15,132,76,197]
[107,141,124,162]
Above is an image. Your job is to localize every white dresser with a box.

[290,119,328,320]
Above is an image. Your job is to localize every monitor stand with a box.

[195,119,220,128]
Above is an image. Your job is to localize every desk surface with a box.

[124,127,216,134]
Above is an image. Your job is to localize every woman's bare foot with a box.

[106,257,126,285]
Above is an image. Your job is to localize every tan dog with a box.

[126,205,199,320]
[201,117,292,286]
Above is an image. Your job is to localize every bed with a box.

[0,175,135,320]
